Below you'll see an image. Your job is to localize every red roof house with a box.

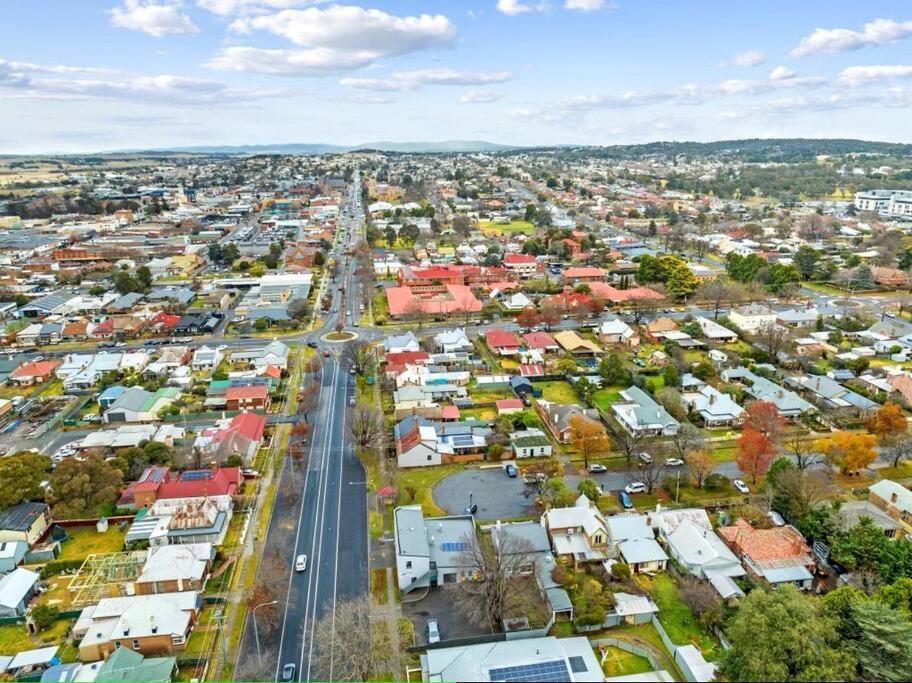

[157,467,242,501]
[522,331,559,351]
[9,360,61,385]
[485,328,521,355]
[224,385,270,410]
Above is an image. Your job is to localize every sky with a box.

[2,1,912,153]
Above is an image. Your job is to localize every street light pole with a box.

[252,599,278,659]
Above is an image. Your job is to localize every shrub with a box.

[704,473,730,491]
[611,561,631,581]
[31,605,60,631]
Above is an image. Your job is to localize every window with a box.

[427,454,432,461]
[114,641,121,649]
[132,639,140,649]
[405,561,412,569]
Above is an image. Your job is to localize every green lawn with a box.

[478,220,535,235]
[600,646,654,678]
[638,574,721,659]
[56,525,127,562]
[468,384,514,403]
[537,380,580,405]
[396,463,465,516]
[592,386,623,412]
[0,618,73,653]
[643,375,665,392]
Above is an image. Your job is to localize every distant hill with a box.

[137,140,515,155]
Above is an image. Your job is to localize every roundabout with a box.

[321,330,359,343]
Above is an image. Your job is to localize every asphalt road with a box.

[233,176,369,682]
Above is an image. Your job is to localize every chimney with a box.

[150,616,158,634]
[122,620,130,637]
[891,492,899,504]
[429,536,435,546]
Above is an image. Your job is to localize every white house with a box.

[433,328,473,354]
[393,506,476,593]
[612,386,679,436]
[509,428,553,459]
[191,345,222,371]
[729,304,777,334]
[651,507,745,584]
[597,318,639,347]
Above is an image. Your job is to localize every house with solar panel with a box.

[393,505,476,593]
[420,635,604,682]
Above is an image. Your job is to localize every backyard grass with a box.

[591,386,623,412]
[600,646,654,678]
[55,525,127,562]
[0,619,73,652]
[396,463,465,516]
[638,574,721,659]
[537,380,580,405]
[877,461,912,482]
[643,375,665,393]
[468,384,515,403]
[478,220,535,236]
[459,407,497,421]
[36,575,75,610]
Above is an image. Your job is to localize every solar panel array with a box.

[439,541,467,553]
[487,660,571,682]
[449,434,476,448]
[568,656,588,674]
[180,470,214,481]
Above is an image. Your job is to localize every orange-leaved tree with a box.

[568,414,609,469]
[735,427,774,484]
[815,430,876,474]
[744,400,785,445]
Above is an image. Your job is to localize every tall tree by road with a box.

[350,405,386,451]
[308,595,394,681]
[567,414,609,469]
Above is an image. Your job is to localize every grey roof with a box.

[106,292,144,311]
[108,386,152,413]
[395,507,430,558]
[147,287,195,305]
[0,502,47,532]
[618,386,679,430]
[19,291,74,313]
[491,521,551,554]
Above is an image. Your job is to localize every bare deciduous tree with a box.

[236,645,277,680]
[667,423,706,461]
[308,595,394,682]
[350,405,386,450]
[342,340,375,375]
[755,321,791,361]
[781,429,821,470]
[612,428,643,469]
[454,533,537,629]
[637,457,666,494]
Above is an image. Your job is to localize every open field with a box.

[478,220,535,235]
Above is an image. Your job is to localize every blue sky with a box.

[2,1,912,152]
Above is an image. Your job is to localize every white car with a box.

[295,554,308,572]
[638,452,653,465]
[426,620,441,644]
[733,479,750,494]
[587,463,607,473]
[664,457,684,467]
[625,481,648,494]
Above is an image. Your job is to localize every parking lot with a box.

[402,586,493,646]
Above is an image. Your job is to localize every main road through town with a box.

[232,176,369,682]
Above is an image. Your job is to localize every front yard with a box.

[396,463,466,516]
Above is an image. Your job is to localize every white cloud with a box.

[564,0,606,11]
[769,65,796,81]
[719,49,766,67]
[839,64,912,85]
[789,18,912,58]
[496,0,548,16]
[0,60,119,76]
[230,6,454,53]
[195,0,323,15]
[206,46,374,74]
[460,89,502,103]
[109,0,200,37]
[341,68,512,91]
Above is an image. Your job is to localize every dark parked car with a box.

[505,464,518,477]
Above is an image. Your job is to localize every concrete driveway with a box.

[433,469,539,520]
[403,586,493,646]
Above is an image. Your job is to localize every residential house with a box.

[82,647,176,683]
[193,411,266,464]
[612,386,680,436]
[0,541,28,573]
[534,399,601,443]
[522,331,559,353]
[776,307,820,328]
[9,360,60,386]
[500,292,533,311]
[224,385,270,411]
[485,328,522,356]
[134,544,213,595]
[722,367,814,419]
[868,479,912,536]
[541,495,616,567]
[562,266,606,283]
[0,568,39,617]
[597,318,639,347]
[553,330,602,356]
[680,385,744,427]
[695,316,739,343]
[394,417,488,468]
[190,345,222,371]
[730,303,777,333]
[606,514,668,574]
[494,398,523,415]
[509,428,553,459]
[651,508,745,590]
[434,328,473,354]
[103,387,180,423]
[0,502,51,545]
[384,331,420,355]
[74,591,200,662]
[718,519,814,588]
[785,375,879,418]
[420,636,603,683]
[228,340,290,370]
[502,252,538,277]
[393,505,476,592]
[838,500,903,538]
[643,316,678,342]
